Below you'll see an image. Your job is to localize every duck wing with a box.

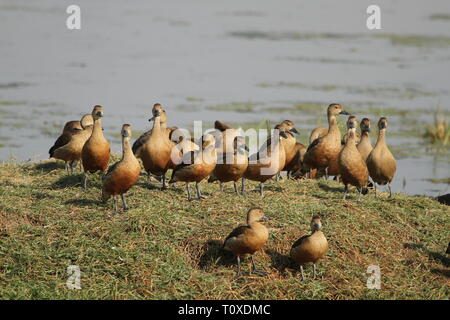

[132,130,151,154]
[223,225,251,248]
[291,234,310,250]
[49,133,72,157]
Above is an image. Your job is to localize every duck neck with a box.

[328,114,339,134]
[122,137,133,160]
[92,118,103,137]
[376,128,386,146]
[346,128,357,146]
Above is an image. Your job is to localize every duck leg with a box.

[343,185,348,200]
[195,182,203,200]
[251,255,268,276]
[300,265,305,281]
[65,162,70,174]
[220,182,224,192]
[276,173,280,182]
[388,182,392,197]
[241,178,246,195]
[233,181,238,194]
[259,183,264,196]
[186,183,192,200]
[113,196,119,213]
[313,264,317,279]
[161,175,167,190]
[325,167,329,180]
[83,173,88,190]
[357,187,363,202]
[236,255,242,277]
[374,183,378,197]
[121,194,129,211]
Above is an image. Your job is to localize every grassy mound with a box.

[0,160,448,299]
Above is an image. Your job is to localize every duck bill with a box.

[340,110,350,115]
[280,131,288,139]
[289,128,299,135]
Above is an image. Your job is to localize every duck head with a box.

[310,215,323,232]
[121,124,132,139]
[247,207,270,224]
[80,114,94,129]
[360,118,371,133]
[378,117,388,130]
[281,120,299,135]
[327,103,350,117]
[346,116,358,130]
[63,121,82,133]
[91,105,104,120]
[149,103,167,123]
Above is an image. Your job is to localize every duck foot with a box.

[252,269,269,276]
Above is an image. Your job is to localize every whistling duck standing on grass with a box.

[290,216,328,281]
[357,118,373,162]
[52,114,94,173]
[303,103,350,179]
[223,208,270,277]
[243,129,288,196]
[208,120,248,193]
[138,104,174,189]
[169,133,217,200]
[338,116,369,201]
[81,105,110,189]
[102,124,141,213]
[49,120,82,172]
[276,120,305,179]
[366,117,397,197]
[208,135,248,194]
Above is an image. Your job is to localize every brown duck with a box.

[366,117,396,197]
[276,120,305,178]
[49,120,82,172]
[303,103,350,178]
[357,118,373,162]
[223,207,270,276]
[169,133,217,200]
[52,114,94,173]
[338,116,369,200]
[243,129,288,196]
[102,124,141,213]
[81,105,110,189]
[208,135,248,194]
[138,103,175,189]
[290,216,328,281]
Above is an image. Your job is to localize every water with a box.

[0,0,449,196]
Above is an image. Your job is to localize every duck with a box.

[366,117,397,197]
[102,124,141,213]
[276,120,305,179]
[356,118,373,162]
[81,105,110,189]
[49,120,83,172]
[208,134,248,194]
[52,114,94,173]
[223,207,270,276]
[138,103,175,189]
[446,242,450,255]
[303,103,350,179]
[243,129,288,196]
[169,133,217,200]
[290,215,328,281]
[338,116,369,200]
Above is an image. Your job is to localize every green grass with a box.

[0,161,449,300]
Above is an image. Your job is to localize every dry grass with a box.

[0,160,449,299]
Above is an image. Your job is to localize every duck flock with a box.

[48,102,397,278]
